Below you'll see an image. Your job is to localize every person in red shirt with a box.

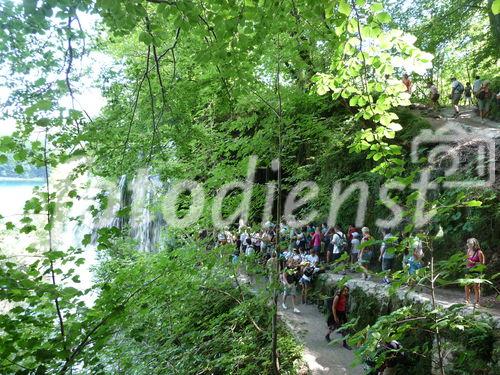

[311,226,322,253]
[347,224,357,242]
[325,286,351,350]
[402,73,412,94]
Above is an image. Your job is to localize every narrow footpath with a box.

[239,273,364,374]
[279,303,363,375]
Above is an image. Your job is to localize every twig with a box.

[121,46,151,165]
[199,285,263,332]
[65,15,75,105]
[271,26,284,375]
[146,0,176,4]
[58,272,167,373]
[249,88,280,118]
[156,27,181,61]
[73,12,85,64]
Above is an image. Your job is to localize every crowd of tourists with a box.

[214,221,486,372]
[402,74,499,123]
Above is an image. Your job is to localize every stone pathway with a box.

[241,264,499,375]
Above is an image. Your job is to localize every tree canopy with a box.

[0,0,499,374]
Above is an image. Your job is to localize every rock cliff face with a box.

[313,272,500,375]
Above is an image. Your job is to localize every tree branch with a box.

[65,15,75,104]
[146,0,176,4]
[121,46,151,165]
[199,285,263,332]
[58,272,167,374]
[43,130,68,357]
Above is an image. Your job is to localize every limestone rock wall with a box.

[312,273,499,375]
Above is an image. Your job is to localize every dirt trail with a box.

[417,106,500,132]
[238,273,364,374]
[279,303,364,375]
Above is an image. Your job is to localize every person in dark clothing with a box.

[325,286,351,350]
[464,82,472,106]
[365,340,407,375]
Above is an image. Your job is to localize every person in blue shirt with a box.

[379,228,396,284]
[404,237,424,281]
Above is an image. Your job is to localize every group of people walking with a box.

[216,222,487,365]
[218,221,487,306]
[449,76,495,121]
[402,73,498,122]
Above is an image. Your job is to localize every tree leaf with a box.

[371,3,384,13]
[139,32,153,45]
[338,0,351,16]
[15,165,25,174]
[464,200,482,207]
[493,0,500,15]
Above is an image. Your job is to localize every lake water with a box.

[0,179,44,220]
[0,177,98,303]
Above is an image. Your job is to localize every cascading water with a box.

[94,171,165,253]
[3,159,166,308]
[129,173,165,253]
[109,175,130,230]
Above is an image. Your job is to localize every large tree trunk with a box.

[488,0,500,56]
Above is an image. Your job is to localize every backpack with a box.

[362,235,374,255]
[477,88,490,100]
[334,232,348,253]
[454,82,464,95]
[325,296,334,316]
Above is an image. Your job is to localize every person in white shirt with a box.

[379,228,397,284]
[330,226,346,263]
[306,249,320,268]
[244,238,254,257]
[288,248,302,268]
[239,228,249,253]
[217,232,227,245]
[450,77,464,117]
[282,249,293,260]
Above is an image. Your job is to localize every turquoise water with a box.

[0,179,44,219]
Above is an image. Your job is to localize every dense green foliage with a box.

[89,240,302,375]
[384,0,500,106]
[1,234,302,374]
[0,0,498,374]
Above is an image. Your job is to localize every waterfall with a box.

[19,161,167,307]
[129,173,165,253]
[109,175,130,230]
[94,171,165,252]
